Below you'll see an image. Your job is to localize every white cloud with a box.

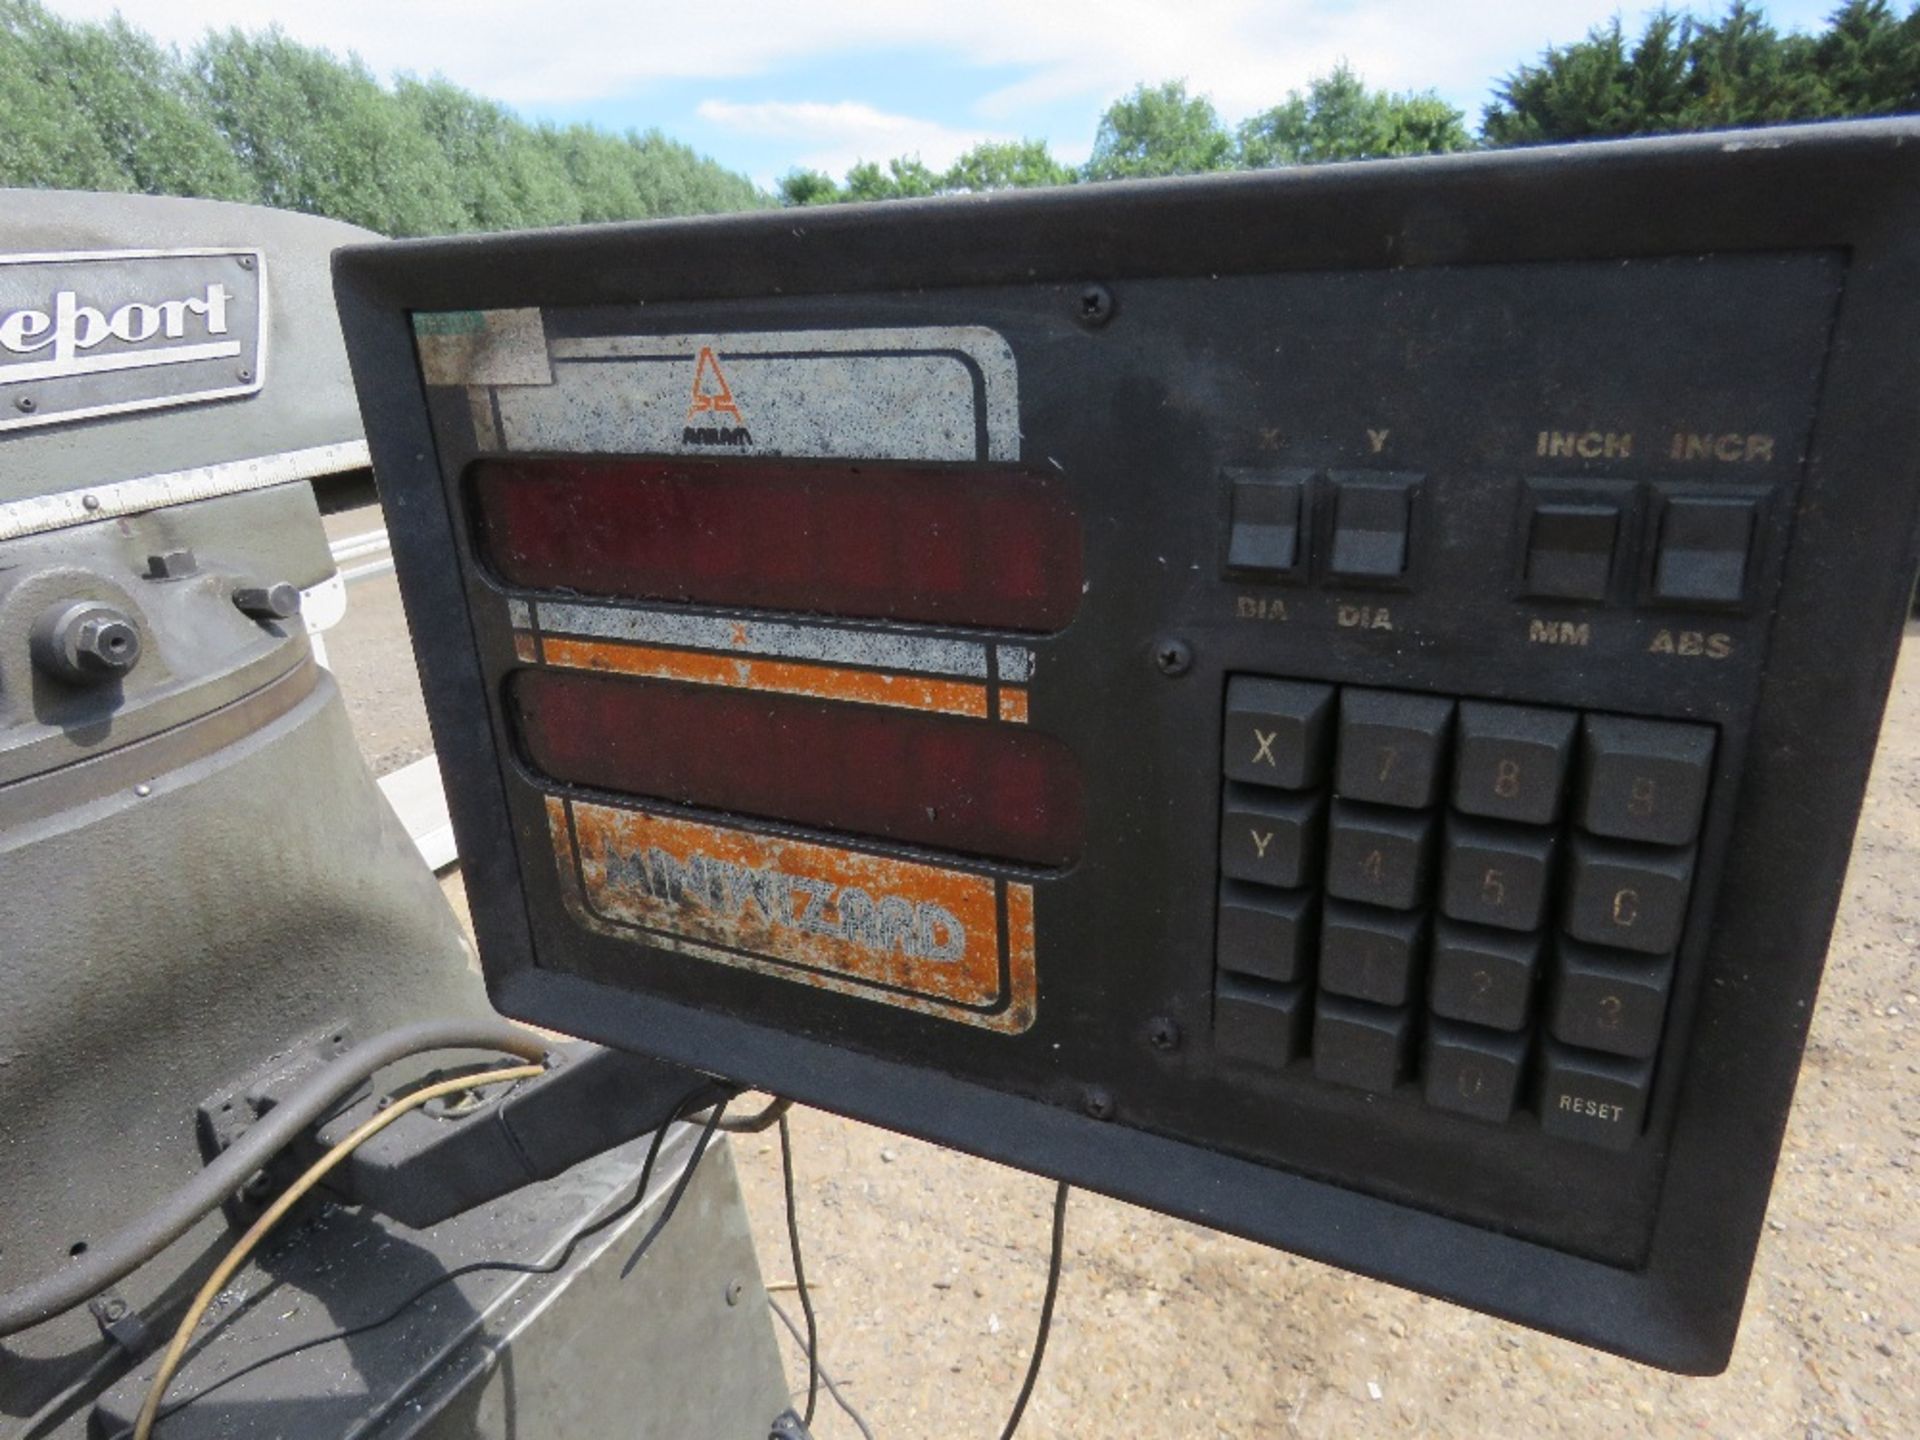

[67,1,1688,122]
[696,99,1008,179]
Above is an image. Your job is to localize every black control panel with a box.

[337,120,1920,1376]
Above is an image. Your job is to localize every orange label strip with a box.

[540,635,990,718]
[546,796,1036,1033]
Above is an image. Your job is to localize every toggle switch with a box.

[1327,474,1416,579]
[1653,494,1756,605]
[1226,470,1309,577]
[1525,501,1619,600]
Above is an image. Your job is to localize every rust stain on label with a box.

[541,635,991,717]
[545,796,1036,1031]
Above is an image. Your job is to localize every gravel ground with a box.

[336,563,1918,1438]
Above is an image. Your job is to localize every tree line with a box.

[784,1,1920,203]
[0,0,761,234]
[1,0,1915,231]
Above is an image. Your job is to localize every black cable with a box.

[767,1296,876,1440]
[153,1092,723,1425]
[0,1018,550,1338]
[620,1097,730,1276]
[777,1111,819,1426]
[16,1343,128,1439]
[997,1181,1070,1440]
[716,1094,793,1134]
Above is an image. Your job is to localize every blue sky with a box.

[73,2,1847,188]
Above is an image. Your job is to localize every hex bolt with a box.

[233,580,302,621]
[1154,638,1192,676]
[146,549,198,580]
[30,601,142,684]
[1083,1086,1116,1121]
[1076,283,1115,328]
[1148,1017,1182,1052]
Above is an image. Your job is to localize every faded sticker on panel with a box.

[547,796,1036,1032]
[414,308,552,386]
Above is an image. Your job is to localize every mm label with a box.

[547,797,1037,1032]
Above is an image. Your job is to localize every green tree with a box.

[1806,0,1920,112]
[1083,80,1232,180]
[192,27,468,234]
[941,138,1074,191]
[842,155,941,201]
[777,168,842,206]
[1239,63,1472,165]
[538,124,648,225]
[50,11,254,198]
[0,1,130,190]
[0,0,254,198]
[620,129,763,216]
[396,77,579,229]
[1483,1,1920,145]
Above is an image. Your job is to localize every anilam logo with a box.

[682,345,752,447]
[605,840,969,963]
[0,280,239,387]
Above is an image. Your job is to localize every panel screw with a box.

[1075,283,1114,328]
[233,581,302,620]
[1147,1017,1182,1052]
[1083,1086,1116,1121]
[15,395,34,412]
[725,1279,744,1306]
[236,367,254,383]
[82,494,101,511]
[134,783,152,797]
[1154,638,1192,676]
[238,255,255,270]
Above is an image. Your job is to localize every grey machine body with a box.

[0,192,789,1437]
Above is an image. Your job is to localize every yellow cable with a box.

[132,1062,545,1440]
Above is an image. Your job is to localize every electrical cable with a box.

[997,1181,1070,1440]
[0,1018,550,1339]
[716,1094,793,1134]
[15,1343,128,1440]
[132,1063,544,1440]
[619,1097,731,1277]
[777,1111,819,1427]
[767,1296,876,1440]
[150,1089,721,1427]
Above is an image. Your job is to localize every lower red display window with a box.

[511,670,1084,868]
